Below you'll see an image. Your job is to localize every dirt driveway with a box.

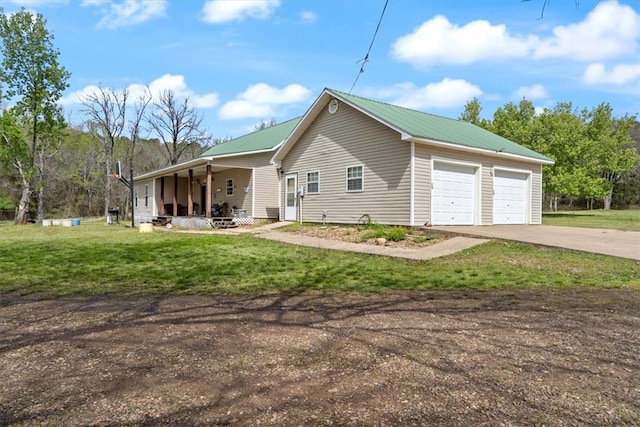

[1,289,639,426]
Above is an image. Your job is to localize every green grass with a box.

[543,209,640,231]
[1,219,639,298]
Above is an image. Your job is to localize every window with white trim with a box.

[307,171,319,194]
[144,185,149,207]
[134,187,138,207]
[226,179,234,196]
[346,165,363,192]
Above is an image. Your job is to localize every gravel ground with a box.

[1,289,639,426]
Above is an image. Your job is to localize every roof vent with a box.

[328,99,339,114]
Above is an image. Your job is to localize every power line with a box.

[348,0,389,94]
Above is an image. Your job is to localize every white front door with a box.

[285,174,297,221]
[493,170,528,224]
[431,162,477,225]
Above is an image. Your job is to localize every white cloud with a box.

[300,10,317,25]
[512,84,549,100]
[392,1,640,67]
[7,0,68,5]
[583,63,640,85]
[391,15,535,66]
[370,79,482,110]
[201,0,280,24]
[61,74,219,109]
[219,83,311,120]
[82,0,167,29]
[534,1,640,61]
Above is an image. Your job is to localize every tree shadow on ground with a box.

[1,289,639,426]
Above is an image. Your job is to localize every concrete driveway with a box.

[431,225,640,261]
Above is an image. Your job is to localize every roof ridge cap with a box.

[327,88,463,124]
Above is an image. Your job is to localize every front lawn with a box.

[1,220,638,298]
[543,208,640,231]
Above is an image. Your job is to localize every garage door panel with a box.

[432,163,476,225]
[493,170,527,224]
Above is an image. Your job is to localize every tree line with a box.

[460,98,640,211]
[0,9,221,223]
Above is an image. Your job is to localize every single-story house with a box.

[271,88,554,226]
[133,117,301,226]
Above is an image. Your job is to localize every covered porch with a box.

[134,158,256,225]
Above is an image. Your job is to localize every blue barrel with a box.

[71,219,80,226]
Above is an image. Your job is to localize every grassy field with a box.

[543,208,640,231]
[1,217,639,298]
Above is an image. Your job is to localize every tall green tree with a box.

[489,99,537,146]
[580,103,639,209]
[0,8,70,224]
[529,103,599,210]
[459,97,490,129]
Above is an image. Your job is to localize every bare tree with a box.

[254,118,277,131]
[80,86,127,217]
[147,89,209,165]
[125,86,152,169]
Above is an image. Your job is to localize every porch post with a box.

[205,164,212,218]
[173,173,178,216]
[188,169,194,216]
[159,176,165,215]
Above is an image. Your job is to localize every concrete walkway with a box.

[255,231,489,261]
[431,225,640,261]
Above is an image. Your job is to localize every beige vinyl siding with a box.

[210,168,252,214]
[281,102,412,225]
[480,161,493,225]
[530,164,543,224]
[413,145,431,226]
[253,164,280,218]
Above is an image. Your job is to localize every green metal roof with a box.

[200,116,302,157]
[328,89,554,163]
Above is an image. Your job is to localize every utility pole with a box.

[115,161,134,228]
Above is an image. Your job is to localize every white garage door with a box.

[432,162,477,225]
[493,170,528,224]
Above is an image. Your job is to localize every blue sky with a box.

[3,0,640,140]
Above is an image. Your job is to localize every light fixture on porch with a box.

[243,185,249,193]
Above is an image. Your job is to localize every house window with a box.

[144,185,149,207]
[226,179,234,196]
[346,165,363,192]
[134,187,138,207]
[307,171,319,194]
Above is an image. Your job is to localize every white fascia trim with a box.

[133,158,213,181]
[410,141,415,226]
[210,147,278,160]
[407,136,555,165]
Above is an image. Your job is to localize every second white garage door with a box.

[493,169,528,224]
[431,162,477,225]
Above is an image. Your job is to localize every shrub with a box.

[360,226,408,242]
